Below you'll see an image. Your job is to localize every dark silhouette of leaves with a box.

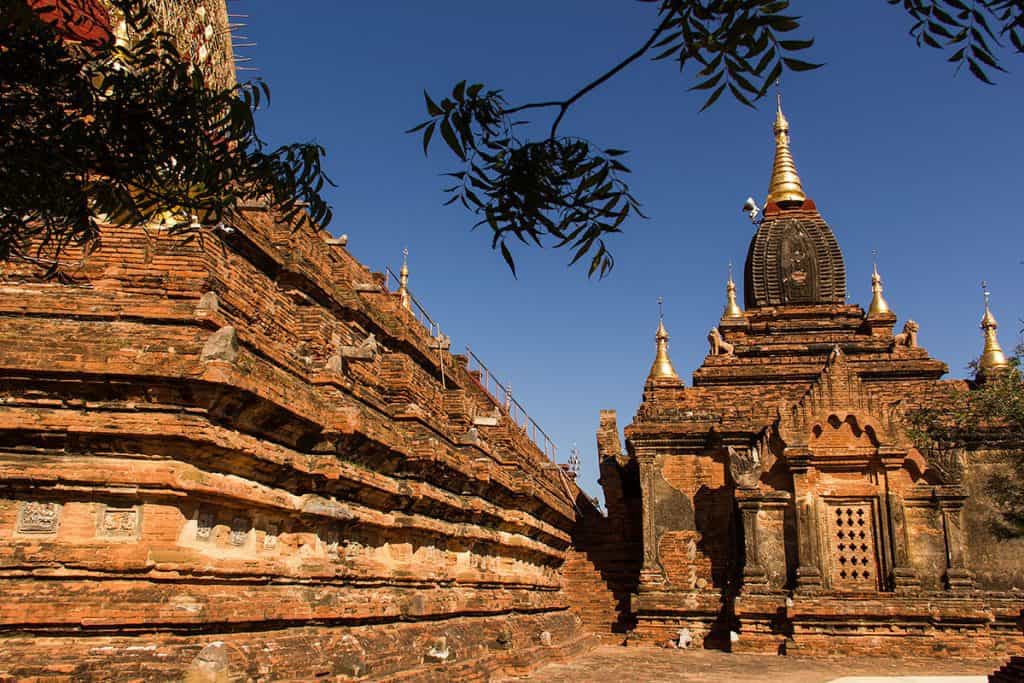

[887,0,1024,84]
[1,0,334,276]
[409,82,641,277]
[413,1,1023,277]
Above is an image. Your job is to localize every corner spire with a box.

[398,247,411,310]
[978,281,1009,378]
[868,252,891,316]
[649,297,679,380]
[766,94,807,206]
[723,262,744,319]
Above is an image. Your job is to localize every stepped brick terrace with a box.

[2,2,1022,680]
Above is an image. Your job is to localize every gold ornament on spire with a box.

[978,282,1009,377]
[868,252,891,315]
[723,262,744,318]
[649,297,679,380]
[766,94,807,206]
[399,248,411,310]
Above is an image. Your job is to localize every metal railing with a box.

[381,265,557,463]
[464,346,557,462]
[385,267,442,340]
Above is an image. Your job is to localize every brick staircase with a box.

[563,550,621,637]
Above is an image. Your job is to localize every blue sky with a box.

[243,2,1023,501]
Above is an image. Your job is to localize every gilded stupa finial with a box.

[649,297,679,380]
[723,262,744,319]
[978,281,1009,377]
[399,247,411,310]
[868,250,891,316]
[766,92,807,206]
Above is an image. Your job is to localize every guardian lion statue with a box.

[893,320,919,348]
[708,327,735,356]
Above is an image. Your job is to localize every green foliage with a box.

[414,0,1023,276]
[0,0,333,275]
[907,345,1024,538]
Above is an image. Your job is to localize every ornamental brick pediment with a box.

[776,346,905,456]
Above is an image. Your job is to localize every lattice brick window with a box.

[829,504,878,590]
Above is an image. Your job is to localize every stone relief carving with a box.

[923,446,965,484]
[325,331,345,372]
[708,328,735,356]
[263,523,279,550]
[99,505,140,538]
[326,330,385,372]
[341,538,364,560]
[458,426,482,446]
[322,525,340,556]
[229,517,250,546]
[473,406,503,427]
[778,224,819,303]
[727,445,762,489]
[194,291,220,316]
[196,509,215,541]
[201,325,239,363]
[893,320,919,348]
[17,501,60,534]
[350,333,380,357]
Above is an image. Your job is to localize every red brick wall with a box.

[0,209,595,680]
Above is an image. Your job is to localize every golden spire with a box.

[398,247,411,310]
[868,252,891,315]
[649,297,679,380]
[766,93,807,205]
[978,281,1009,377]
[723,262,744,318]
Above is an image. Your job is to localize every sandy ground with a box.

[497,645,1001,683]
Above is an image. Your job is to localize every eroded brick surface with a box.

[0,205,611,680]
[595,199,1024,658]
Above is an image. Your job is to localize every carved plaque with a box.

[322,525,340,556]
[17,501,60,534]
[263,523,279,550]
[341,538,363,560]
[778,223,819,303]
[99,505,140,538]
[925,447,965,484]
[728,446,762,489]
[196,509,215,541]
[229,517,250,546]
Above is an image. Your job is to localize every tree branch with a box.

[494,12,678,138]
[548,14,677,138]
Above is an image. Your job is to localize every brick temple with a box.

[595,99,1024,657]
[2,1,1022,680]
